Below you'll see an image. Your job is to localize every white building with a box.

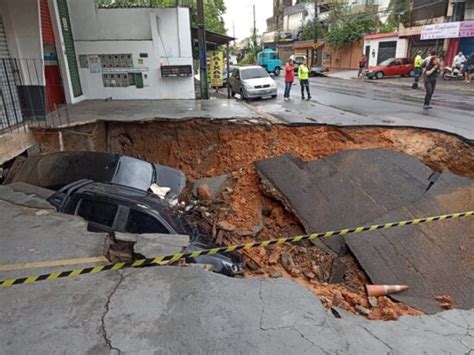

[0,0,195,127]
[363,32,408,67]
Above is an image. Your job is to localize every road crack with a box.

[360,325,393,352]
[101,271,125,354]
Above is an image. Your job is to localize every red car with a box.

[366,57,415,79]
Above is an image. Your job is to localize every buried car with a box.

[229,66,277,100]
[48,179,243,276]
[5,151,186,199]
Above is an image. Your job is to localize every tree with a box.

[300,4,376,48]
[385,0,411,32]
[96,0,227,35]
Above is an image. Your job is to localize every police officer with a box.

[412,51,424,89]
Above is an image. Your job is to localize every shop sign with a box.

[459,21,474,38]
[421,22,461,40]
[208,51,224,88]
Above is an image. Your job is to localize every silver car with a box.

[229,66,277,100]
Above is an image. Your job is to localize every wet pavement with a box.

[249,76,474,142]
[44,99,261,127]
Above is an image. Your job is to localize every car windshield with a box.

[241,68,269,80]
[379,58,395,66]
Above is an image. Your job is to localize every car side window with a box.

[125,209,170,234]
[394,60,401,66]
[270,53,278,60]
[77,199,118,227]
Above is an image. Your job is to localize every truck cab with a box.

[257,48,282,76]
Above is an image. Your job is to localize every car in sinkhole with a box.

[47,179,243,277]
[4,151,186,200]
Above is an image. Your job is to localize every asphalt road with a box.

[249,76,474,142]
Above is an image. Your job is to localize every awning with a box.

[191,28,235,45]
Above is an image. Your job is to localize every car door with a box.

[230,69,240,93]
[391,59,403,76]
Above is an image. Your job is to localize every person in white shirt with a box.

[453,51,466,69]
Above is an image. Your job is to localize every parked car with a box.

[48,179,243,276]
[365,58,415,79]
[257,48,283,76]
[290,55,306,73]
[229,66,277,100]
[310,66,329,77]
[5,151,186,199]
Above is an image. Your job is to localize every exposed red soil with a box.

[32,120,474,320]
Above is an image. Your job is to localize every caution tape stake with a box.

[1,211,472,288]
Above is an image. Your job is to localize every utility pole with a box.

[253,4,258,62]
[313,0,318,67]
[197,0,209,100]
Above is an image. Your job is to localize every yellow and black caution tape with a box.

[0,211,472,288]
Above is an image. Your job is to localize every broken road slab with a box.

[346,172,474,314]
[255,149,434,254]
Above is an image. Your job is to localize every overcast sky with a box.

[223,0,274,41]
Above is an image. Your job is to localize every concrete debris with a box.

[217,221,236,232]
[193,174,231,201]
[197,184,212,201]
[255,149,474,314]
[133,234,190,258]
[255,149,434,254]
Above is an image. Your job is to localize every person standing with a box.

[284,58,295,101]
[423,54,441,109]
[358,53,368,79]
[412,51,424,89]
[464,53,474,84]
[453,51,466,69]
[298,58,311,100]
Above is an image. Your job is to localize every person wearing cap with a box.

[298,58,311,100]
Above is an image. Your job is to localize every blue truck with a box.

[257,48,283,76]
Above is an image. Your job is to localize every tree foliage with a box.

[384,0,411,32]
[324,5,377,48]
[299,4,376,48]
[96,0,227,35]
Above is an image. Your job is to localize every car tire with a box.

[240,89,246,100]
[375,71,384,80]
[274,67,281,76]
[271,94,277,99]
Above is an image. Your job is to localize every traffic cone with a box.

[366,284,409,297]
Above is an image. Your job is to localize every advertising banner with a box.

[208,51,224,88]
[421,22,461,40]
[459,21,474,38]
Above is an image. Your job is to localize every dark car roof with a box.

[6,151,185,196]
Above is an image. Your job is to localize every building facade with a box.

[0,0,194,129]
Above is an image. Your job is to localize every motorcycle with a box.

[443,65,464,81]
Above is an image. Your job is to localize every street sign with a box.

[208,50,224,88]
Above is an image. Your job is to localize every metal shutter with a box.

[0,18,10,58]
[56,0,82,97]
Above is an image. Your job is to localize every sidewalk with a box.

[327,70,474,94]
